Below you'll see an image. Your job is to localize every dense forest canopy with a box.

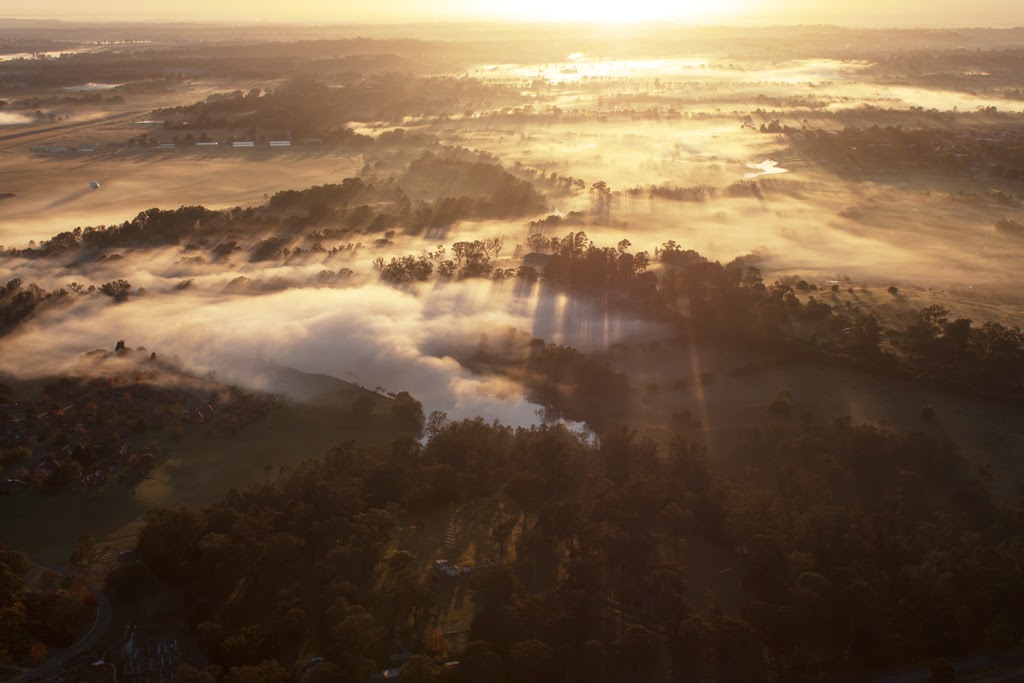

[115,413,1024,683]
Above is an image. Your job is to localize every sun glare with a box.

[492,0,711,23]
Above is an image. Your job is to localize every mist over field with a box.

[4,16,1024,683]
[3,21,1024,460]
[0,277,659,427]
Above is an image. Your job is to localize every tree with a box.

[302,663,343,683]
[0,603,27,662]
[711,616,769,683]
[458,641,503,682]
[0,447,30,470]
[0,550,30,575]
[45,461,82,492]
[69,535,96,569]
[468,565,521,611]
[591,182,611,217]
[135,508,206,583]
[0,563,25,606]
[509,640,555,683]
[505,472,547,531]
[424,629,449,656]
[942,318,972,359]
[223,660,291,683]
[328,608,385,663]
[384,568,434,629]
[526,233,550,254]
[99,279,132,301]
[516,265,540,282]
[643,563,693,624]
[611,625,667,681]
[489,510,518,556]
[27,642,46,666]
[903,305,951,357]
[172,664,217,683]
[220,625,264,667]
[399,656,438,683]
[673,617,711,682]
[425,411,450,439]
[391,392,425,436]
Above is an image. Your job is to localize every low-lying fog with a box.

[4,45,1024,426]
[0,276,662,427]
[465,55,1024,112]
[0,112,35,125]
[467,56,874,85]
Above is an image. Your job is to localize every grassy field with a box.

[611,331,1024,501]
[0,77,360,247]
[0,147,365,247]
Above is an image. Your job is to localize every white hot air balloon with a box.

[89,180,100,190]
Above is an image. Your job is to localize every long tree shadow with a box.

[451,580,468,611]
[432,575,459,626]
[38,187,94,211]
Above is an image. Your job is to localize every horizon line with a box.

[2,17,1023,30]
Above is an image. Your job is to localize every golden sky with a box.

[2,0,1020,25]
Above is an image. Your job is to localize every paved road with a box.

[7,563,113,683]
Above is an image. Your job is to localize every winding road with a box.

[7,563,113,683]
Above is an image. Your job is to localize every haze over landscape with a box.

[2,3,1024,683]
[2,0,1021,25]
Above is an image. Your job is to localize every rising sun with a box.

[491,0,714,22]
